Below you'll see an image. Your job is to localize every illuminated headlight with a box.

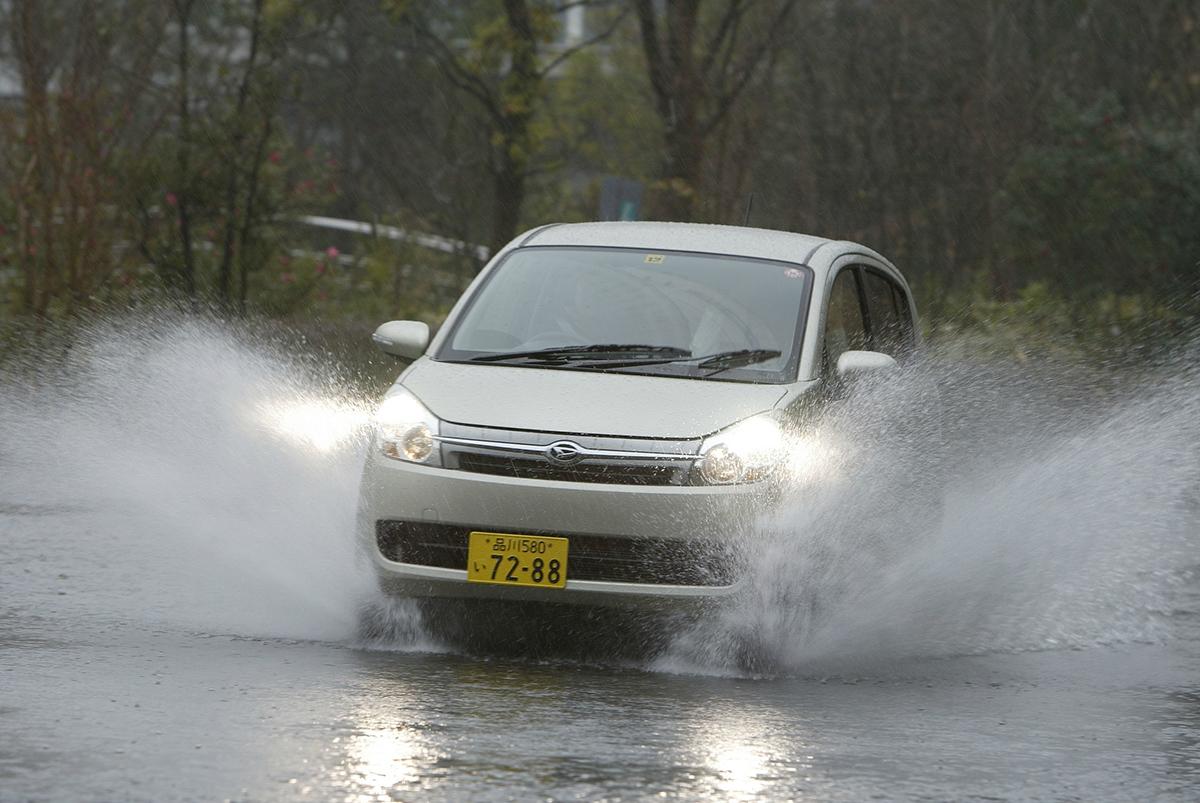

[696,414,785,485]
[375,387,442,465]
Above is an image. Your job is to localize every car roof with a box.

[518,221,835,266]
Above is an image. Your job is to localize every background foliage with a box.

[1,0,1197,353]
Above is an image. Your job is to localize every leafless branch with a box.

[633,0,671,121]
[700,0,748,78]
[703,0,799,136]
[537,6,631,78]
[405,13,503,122]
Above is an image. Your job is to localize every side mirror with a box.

[836,349,897,378]
[371,320,430,360]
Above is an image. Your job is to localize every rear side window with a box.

[823,269,868,370]
[861,270,914,358]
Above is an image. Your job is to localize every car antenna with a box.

[742,192,755,226]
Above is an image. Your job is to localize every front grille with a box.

[451,452,680,486]
[436,423,700,487]
[376,520,736,587]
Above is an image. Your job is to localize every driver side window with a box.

[823,268,868,372]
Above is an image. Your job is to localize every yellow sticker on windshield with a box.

[644,254,665,264]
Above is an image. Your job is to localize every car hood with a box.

[399,359,790,439]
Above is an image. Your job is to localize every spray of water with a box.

[657,348,1200,675]
[0,312,380,641]
[2,312,1195,673]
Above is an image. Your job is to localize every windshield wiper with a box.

[469,344,781,374]
[577,348,783,374]
[470,344,690,364]
[693,348,782,372]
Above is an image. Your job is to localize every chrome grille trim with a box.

[435,435,691,462]
[437,423,701,485]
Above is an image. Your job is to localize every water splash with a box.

[657,347,1200,675]
[0,312,382,641]
[3,312,1195,671]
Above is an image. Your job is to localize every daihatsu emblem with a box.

[546,440,585,466]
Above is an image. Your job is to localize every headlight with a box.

[375,387,442,465]
[696,414,784,485]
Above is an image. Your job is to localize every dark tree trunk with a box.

[491,160,526,256]
[238,117,272,315]
[173,0,197,302]
[217,0,264,310]
[487,0,539,253]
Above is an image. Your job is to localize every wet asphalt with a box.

[3,504,1199,803]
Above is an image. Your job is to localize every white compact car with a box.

[357,222,924,610]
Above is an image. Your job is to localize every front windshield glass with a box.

[436,247,811,383]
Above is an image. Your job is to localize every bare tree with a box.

[394,0,628,255]
[215,0,266,309]
[633,0,798,221]
[171,0,198,300]
[2,0,166,315]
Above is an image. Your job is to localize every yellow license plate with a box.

[466,531,568,589]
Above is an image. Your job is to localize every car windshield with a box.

[436,247,811,383]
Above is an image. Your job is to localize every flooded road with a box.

[3,502,1199,802]
[2,317,1199,801]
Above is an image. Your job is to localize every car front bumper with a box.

[357,450,773,609]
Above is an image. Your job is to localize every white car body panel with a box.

[401,359,788,439]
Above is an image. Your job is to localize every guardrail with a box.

[292,215,490,262]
